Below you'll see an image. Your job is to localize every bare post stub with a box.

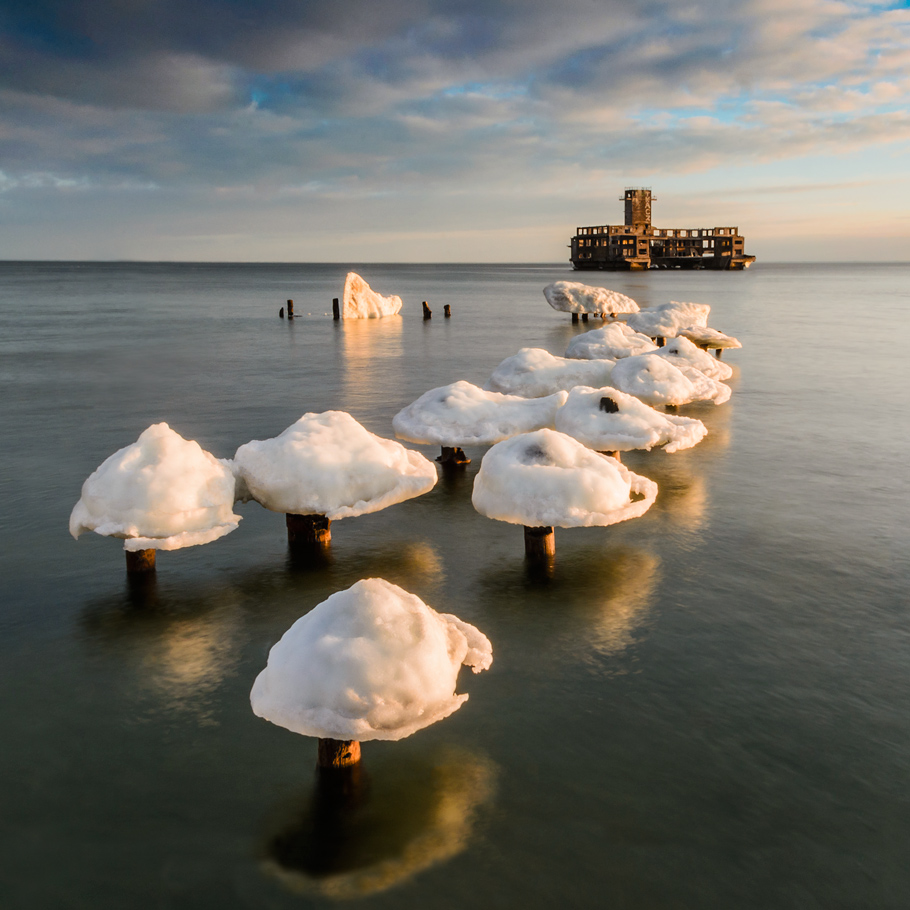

[317,738,362,768]
[524,525,555,561]
[287,299,294,318]
[437,446,471,466]
[332,297,340,321]
[125,548,156,574]
[422,301,432,319]
[286,513,331,547]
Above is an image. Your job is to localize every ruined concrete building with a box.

[570,188,755,271]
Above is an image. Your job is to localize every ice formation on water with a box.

[611,353,732,406]
[472,429,657,527]
[543,281,640,316]
[565,322,658,360]
[555,386,707,453]
[620,301,711,339]
[342,272,403,319]
[392,381,568,446]
[250,578,493,741]
[677,325,742,351]
[69,422,240,551]
[233,411,436,518]
[484,348,615,398]
[657,335,733,382]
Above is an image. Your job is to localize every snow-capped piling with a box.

[69,423,241,573]
[484,348,615,398]
[342,273,403,319]
[233,411,437,554]
[543,281,639,320]
[472,429,658,561]
[611,354,732,407]
[677,326,742,359]
[250,578,493,768]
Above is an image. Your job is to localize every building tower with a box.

[623,188,652,229]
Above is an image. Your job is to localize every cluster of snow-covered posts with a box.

[68,273,740,804]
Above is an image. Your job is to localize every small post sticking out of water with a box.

[524,525,555,561]
[572,313,579,324]
[437,446,470,466]
[422,301,432,320]
[126,548,156,574]
[287,299,294,319]
[715,348,723,359]
[444,305,451,318]
[332,298,340,321]
[599,450,622,462]
[279,306,285,319]
[581,313,589,323]
[654,335,666,347]
[317,738,361,769]
[286,513,331,550]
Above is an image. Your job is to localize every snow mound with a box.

[343,272,403,319]
[620,301,711,338]
[69,422,240,551]
[393,380,568,446]
[233,411,437,518]
[484,348,615,398]
[472,429,657,528]
[250,578,492,741]
[554,386,707,453]
[658,335,733,381]
[543,281,639,316]
[566,322,658,360]
[678,325,742,350]
[611,353,731,406]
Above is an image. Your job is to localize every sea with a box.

[1,261,909,909]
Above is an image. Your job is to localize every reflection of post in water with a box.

[339,317,404,413]
[262,748,496,899]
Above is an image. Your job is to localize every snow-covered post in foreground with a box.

[69,423,241,575]
[233,412,437,556]
[472,429,657,564]
[250,578,493,769]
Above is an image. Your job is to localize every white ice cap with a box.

[69,422,240,551]
[543,281,639,316]
[565,322,658,360]
[484,348,615,398]
[620,301,711,338]
[342,272,403,319]
[555,386,707,453]
[393,380,568,446]
[677,325,742,350]
[250,578,493,741]
[472,429,657,527]
[610,353,732,406]
[233,411,437,518]
[657,335,733,381]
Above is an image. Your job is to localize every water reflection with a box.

[261,746,496,899]
[339,317,404,417]
[80,581,244,719]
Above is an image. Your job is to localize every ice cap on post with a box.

[484,348,615,399]
[250,578,493,764]
[619,301,711,340]
[610,353,732,407]
[342,272,403,319]
[543,281,640,317]
[565,322,658,361]
[656,335,733,382]
[69,422,241,572]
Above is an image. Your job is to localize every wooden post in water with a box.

[332,298,340,321]
[715,348,723,359]
[317,738,362,769]
[654,335,665,347]
[279,306,285,319]
[437,446,470,466]
[125,548,156,574]
[572,313,579,324]
[444,305,451,318]
[287,299,294,319]
[422,301,432,319]
[524,525,555,561]
[286,513,331,550]
[581,313,589,323]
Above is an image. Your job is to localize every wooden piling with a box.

[125,548,156,574]
[444,305,451,318]
[422,301,432,320]
[279,306,285,319]
[572,313,579,324]
[286,513,331,548]
[655,336,666,347]
[332,298,340,321]
[524,526,556,561]
[598,450,622,462]
[581,313,589,323]
[437,446,471,466]
[317,738,362,769]
[715,348,723,359]
[287,299,294,319]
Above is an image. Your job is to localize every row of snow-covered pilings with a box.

[280,299,452,320]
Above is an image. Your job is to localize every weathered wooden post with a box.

[332,298,340,321]
[125,548,156,574]
[287,299,294,319]
[286,513,331,550]
[422,301,432,320]
[572,313,579,324]
[437,446,470,467]
[317,738,362,769]
[654,335,666,347]
[715,348,723,359]
[279,306,285,319]
[524,525,556,561]
[444,305,451,318]
[581,313,589,323]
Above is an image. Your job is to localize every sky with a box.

[0,0,908,262]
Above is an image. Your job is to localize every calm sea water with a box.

[1,261,909,909]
